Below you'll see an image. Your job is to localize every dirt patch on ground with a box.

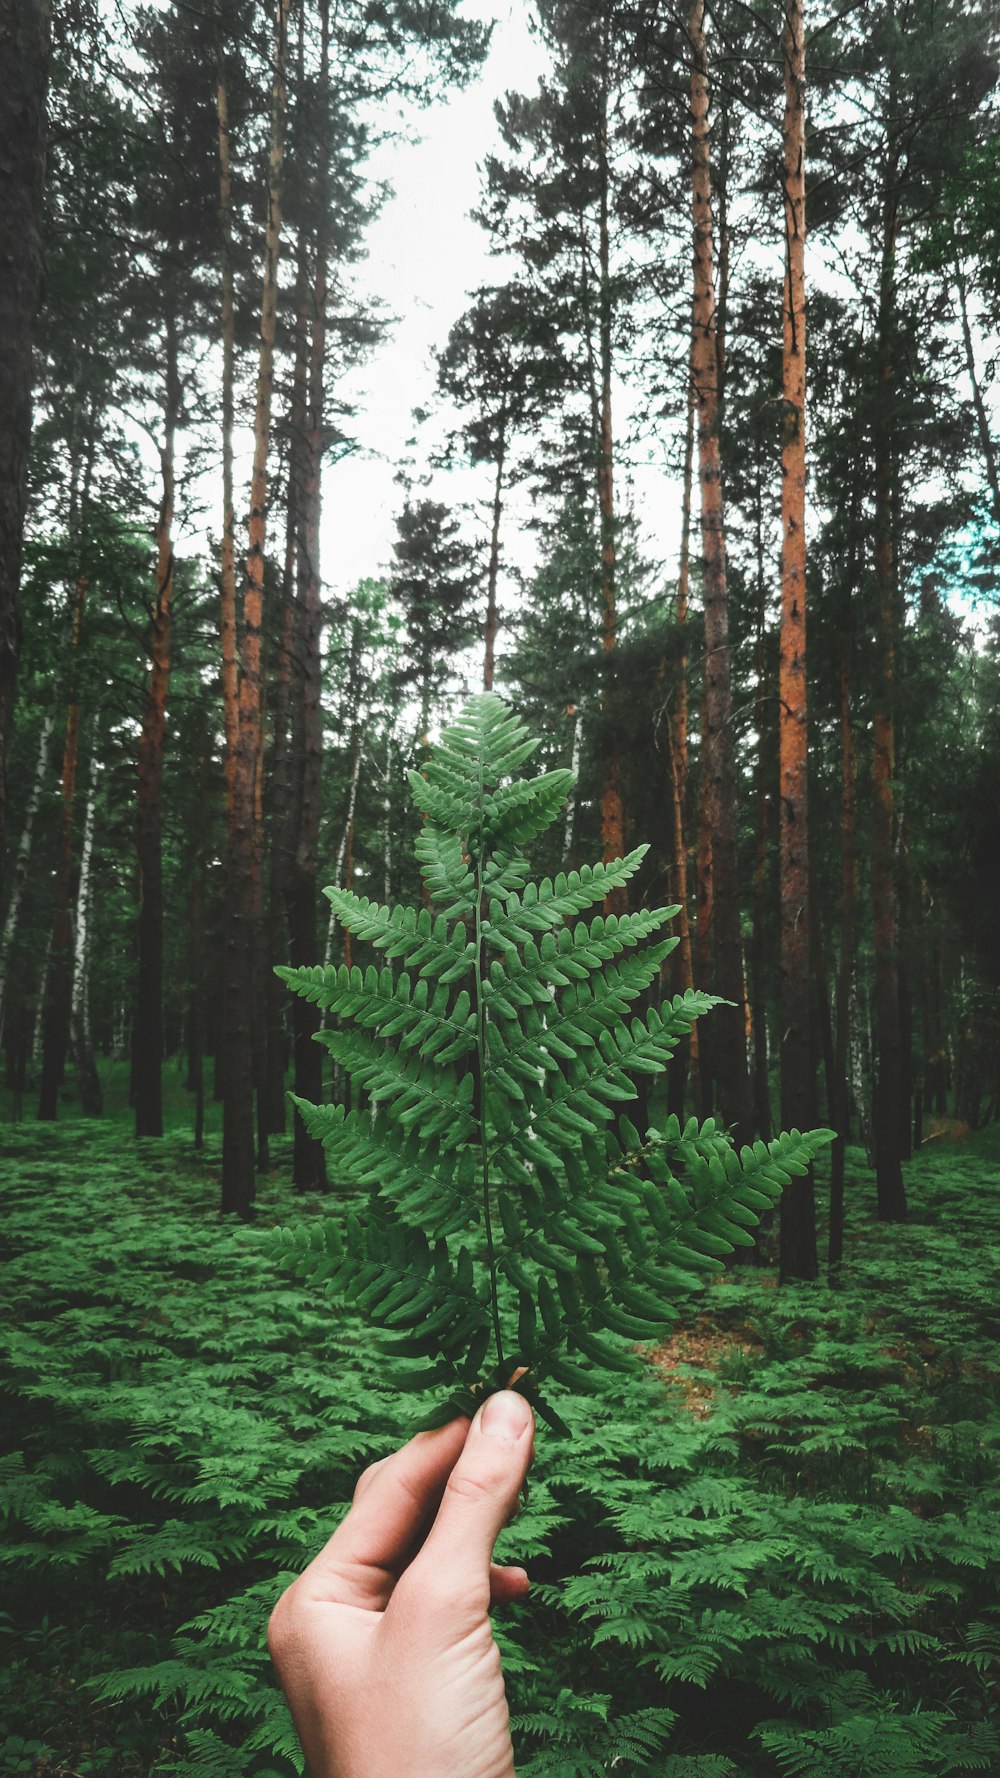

[646,1319,762,1417]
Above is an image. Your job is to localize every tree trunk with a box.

[667,370,696,1123]
[777,0,816,1282]
[323,728,364,968]
[562,703,583,867]
[288,0,331,1191]
[596,55,626,905]
[0,703,53,1043]
[71,735,101,1114]
[215,15,239,795]
[828,609,858,1269]
[187,850,205,1150]
[37,572,86,1120]
[0,0,51,859]
[262,533,297,1134]
[870,165,908,1222]
[134,313,178,1139]
[689,0,751,1140]
[483,418,506,692]
[222,0,291,1218]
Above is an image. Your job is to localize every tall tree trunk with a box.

[562,703,583,867]
[483,415,507,692]
[750,547,771,1144]
[777,0,817,1282]
[222,0,290,1217]
[828,608,858,1269]
[262,528,298,1134]
[667,370,696,1123]
[689,0,751,1140]
[596,47,626,905]
[188,852,205,1151]
[215,12,239,795]
[37,572,86,1120]
[288,0,331,1191]
[871,162,908,1222]
[323,728,364,968]
[71,734,101,1114]
[0,0,51,859]
[134,313,178,1139]
[0,704,53,1042]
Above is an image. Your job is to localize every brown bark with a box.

[871,164,908,1222]
[777,0,817,1281]
[134,313,178,1139]
[0,0,51,859]
[689,0,751,1140]
[222,0,291,1217]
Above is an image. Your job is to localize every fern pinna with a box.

[275,694,831,1433]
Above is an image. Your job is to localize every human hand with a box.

[268,1390,535,1778]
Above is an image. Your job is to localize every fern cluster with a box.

[3,1120,1000,1773]
[275,694,830,1428]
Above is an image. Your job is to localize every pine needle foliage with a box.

[274,694,832,1429]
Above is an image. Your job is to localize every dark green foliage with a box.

[2,1122,1000,1773]
[275,694,831,1430]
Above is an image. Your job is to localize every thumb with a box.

[407,1391,534,1605]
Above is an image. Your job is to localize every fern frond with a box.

[276,693,834,1425]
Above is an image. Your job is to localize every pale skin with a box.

[268,1389,536,1778]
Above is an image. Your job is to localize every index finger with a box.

[296,1416,471,1611]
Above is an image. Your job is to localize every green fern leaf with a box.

[276,693,834,1427]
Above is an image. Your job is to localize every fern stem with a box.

[473,827,505,1382]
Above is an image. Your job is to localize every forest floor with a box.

[1,1109,998,1777]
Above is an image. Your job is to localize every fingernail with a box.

[480,1390,532,1442]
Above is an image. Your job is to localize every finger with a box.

[489,1562,530,1606]
[404,1391,534,1614]
[298,1417,471,1610]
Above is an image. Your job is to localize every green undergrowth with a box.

[1,1119,998,1776]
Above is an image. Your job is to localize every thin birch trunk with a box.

[483,419,506,691]
[562,703,583,868]
[324,733,364,968]
[667,370,696,1122]
[595,33,625,906]
[71,739,101,1114]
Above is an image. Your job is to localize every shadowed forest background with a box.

[1,0,1000,1770]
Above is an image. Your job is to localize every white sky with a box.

[323,0,553,595]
